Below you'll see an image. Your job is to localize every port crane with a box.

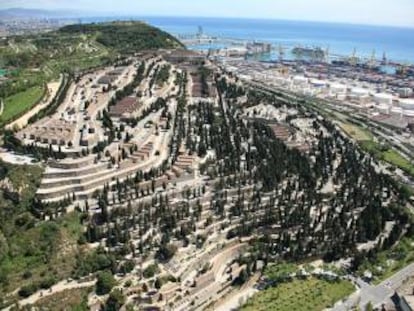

[368,49,377,69]
[348,48,359,66]
[197,26,203,38]
[324,46,330,63]
[293,44,304,61]
[382,52,388,65]
[277,44,288,62]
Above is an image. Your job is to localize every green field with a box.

[338,122,372,141]
[0,85,44,125]
[242,277,355,311]
[383,150,414,175]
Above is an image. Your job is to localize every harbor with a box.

[179,29,412,75]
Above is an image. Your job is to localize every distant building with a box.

[398,88,413,98]
[349,88,371,104]
[163,49,205,65]
[329,83,347,99]
[247,42,271,54]
[374,93,393,105]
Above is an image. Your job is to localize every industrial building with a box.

[374,93,394,105]
[349,88,370,104]
[329,83,347,99]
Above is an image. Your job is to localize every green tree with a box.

[143,264,159,278]
[104,289,125,311]
[154,277,162,289]
[156,243,177,261]
[96,271,116,295]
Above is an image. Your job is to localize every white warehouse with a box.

[349,88,370,104]
[374,93,393,105]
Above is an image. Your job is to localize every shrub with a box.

[143,264,159,279]
[39,276,57,289]
[18,283,39,298]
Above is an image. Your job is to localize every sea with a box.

[83,16,414,64]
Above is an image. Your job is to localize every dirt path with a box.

[6,76,62,130]
[7,279,96,309]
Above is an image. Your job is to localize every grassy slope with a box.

[383,150,414,175]
[0,161,86,305]
[242,277,354,311]
[0,85,44,125]
[0,213,84,291]
[59,21,183,53]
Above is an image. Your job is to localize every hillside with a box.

[0,32,413,310]
[59,21,184,54]
[0,21,183,126]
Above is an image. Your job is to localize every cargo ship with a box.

[292,46,325,59]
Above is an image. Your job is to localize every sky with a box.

[2,0,414,28]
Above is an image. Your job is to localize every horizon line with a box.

[2,7,414,29]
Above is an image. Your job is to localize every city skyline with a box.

[1,0,414,28]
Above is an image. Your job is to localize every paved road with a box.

[332,263,414,311]
[379,262,414,291]
[214,274,260,311]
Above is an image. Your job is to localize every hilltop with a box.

[59,21,184,54]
